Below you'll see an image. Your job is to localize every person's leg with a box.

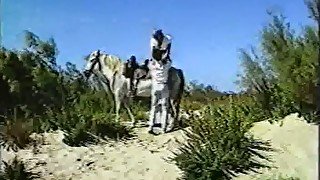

[149,88,156,131]
[127,74,135,97]
[165,99,175,133]
[130,78,134,91]
[149,83,162,132]
[151,90,163,135]
[131,79,139,97]
[159,84,170,132]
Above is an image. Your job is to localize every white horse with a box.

[83,50,185,128]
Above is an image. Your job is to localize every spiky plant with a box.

[173,97,272,180]
[0,156,40,180]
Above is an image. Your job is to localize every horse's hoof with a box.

[165,126,175,133]
[121,121,133,127]
[127,122,136,128]
[148,130,161,136]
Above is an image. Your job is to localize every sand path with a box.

[2,127,185,180]
[1,113,318,180]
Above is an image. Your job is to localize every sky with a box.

[2,0,313,92]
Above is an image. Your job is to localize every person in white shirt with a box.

[148,29,173,135]
[150,29,172,63]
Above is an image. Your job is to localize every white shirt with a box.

[148,59,171,85]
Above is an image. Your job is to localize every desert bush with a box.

[90,113,134,140]
[132,101,149,121]
[253,80,298,121]
[173,97,272,180]
[56,99,134,146]
[0,119,32,152]
[181,80,226,111]
[0,156,40,180]
[133,110,149,122]
[62,118,97,147]
[120,99,149,122]
[181,99,203,111]
[0,31,136,149]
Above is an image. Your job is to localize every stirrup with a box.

[129,89,136,97]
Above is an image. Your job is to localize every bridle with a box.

[84,50,102,79]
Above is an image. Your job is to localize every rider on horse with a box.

[123,55,139,96]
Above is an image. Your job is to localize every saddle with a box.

[133,64,150,80]
[123,60,139,79]
[123,59,150,96]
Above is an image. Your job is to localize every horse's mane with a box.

[98,52,124,74]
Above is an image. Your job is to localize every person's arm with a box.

[162,43,171,60]
[162,35,172,60]
[150,38,158,58]
[167,43,171,55]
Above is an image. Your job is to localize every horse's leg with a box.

[165,98,176,133]
[109,92,116,113]
[175,70,184,128]
[123,99,136,127]
[100,76,115,112]
[175,100,183,127]
[114,92,122,123]
[170,99,177,119]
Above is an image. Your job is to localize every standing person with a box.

[148,29,173,135]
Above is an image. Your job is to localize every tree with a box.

[236,48,268,91]
[237,10,318,118]
[305,0,320,121]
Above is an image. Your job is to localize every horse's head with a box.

[83,50,102,79]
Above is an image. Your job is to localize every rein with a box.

[86,53,102,77]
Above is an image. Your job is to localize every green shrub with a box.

[132,101,149,121]
[253,80,297,120]
[173,97,272,180]
[90,113,134,140]
[0,156,39,180]
[57,108,134,146]
[30,107,60,134]
[62,120,97,147]
[181,99,203,111]
[119,100,149,122]
[133,110,149,122]
[57,99,133,147]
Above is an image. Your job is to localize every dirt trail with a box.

[1,113,318,180]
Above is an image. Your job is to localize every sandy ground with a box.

[1,113,318,180]
[1,127,185,180]
[235,113,318,180]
